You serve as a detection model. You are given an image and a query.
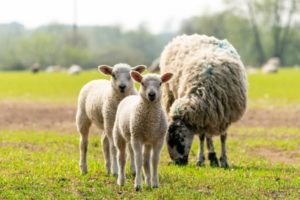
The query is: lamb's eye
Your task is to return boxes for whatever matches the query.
[141,82,145,86]
[112,73,116,79]
[159,82,162,86]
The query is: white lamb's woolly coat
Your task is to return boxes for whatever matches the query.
[77,80,137,132]
[160,34,248,135]
[113,74,168,190]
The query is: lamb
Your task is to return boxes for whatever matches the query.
[160,34,248,167]
[76,63,146,175]
[113,71,173,191]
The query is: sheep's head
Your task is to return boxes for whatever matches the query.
[167,119,194,165]
[131,71,173,102]
[98,63,146,94]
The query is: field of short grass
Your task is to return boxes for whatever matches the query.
[0,68,300,107]
[0,129,299,199]
[0,68,300,199]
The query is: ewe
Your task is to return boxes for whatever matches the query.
[160,34,247,167]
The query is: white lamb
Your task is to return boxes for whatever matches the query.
[113,71,173,191]
[76,63,146,175]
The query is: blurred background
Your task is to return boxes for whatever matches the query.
[0,0,299,71]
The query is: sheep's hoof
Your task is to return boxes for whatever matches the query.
[80,165,88,174]
[117,178,125,186]
[220,157,229,168]
[135,185,142,192]
[112,172,118,177]
[131,172,136,177]
[196,157,205,167]
[208,152,219,167]
[152,184,159,189]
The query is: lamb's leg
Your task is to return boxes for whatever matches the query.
[206,136,219,167]
[108,136,118,176]
[196,134,205,166]
[128,144,136,176]
[116,137,127,186]
[143,144,151,187]
[102,135,110,174]
[132,140,143,191]
[151,140,163,188]
[77,113,91,174]
[220,134,229,168]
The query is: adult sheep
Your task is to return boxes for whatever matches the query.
[160,34,247,167]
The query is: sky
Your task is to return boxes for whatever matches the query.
[0,0,224,32]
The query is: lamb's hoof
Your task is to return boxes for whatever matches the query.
[208,152,219,167]
[117,178,125,186]
[80,165,88,174]
[220,157,229,168]
[152,184,159,189]
[135,185,142,192]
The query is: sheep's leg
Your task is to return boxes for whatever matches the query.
[132,140,143,191]
[151,140,163,188]
[206,136,219,167]
[77,113,91,174]
[128,144,136,176]
[116,137,127,186]
[196,134,205,166]
[220,134,229,168]
[143,144,152,187]
[108,137,118,176]
[102,135,110,174]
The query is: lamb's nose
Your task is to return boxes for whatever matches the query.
[119,85,126,92]
[148,92,156,101]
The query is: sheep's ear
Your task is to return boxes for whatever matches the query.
[161,72,173,83]
[131,71,143,83]
[98,65,113,75]
[132,65,147,73]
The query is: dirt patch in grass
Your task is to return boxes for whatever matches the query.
[251,146,300,165]
[0,101,77,133]
[235,108,300,128]
[0,101,299,133]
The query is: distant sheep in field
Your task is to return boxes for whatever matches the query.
[262,57,280,74]
[160,34,248,167]
[113,71,173,191]
[76,63,146,175]
[68,64,82,75]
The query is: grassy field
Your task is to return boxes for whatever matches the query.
[0,68,300,107]
[0,68,300,199]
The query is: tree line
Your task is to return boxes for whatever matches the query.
[0,0,299,70]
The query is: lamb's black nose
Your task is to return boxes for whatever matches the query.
[119,85,126,92]
[148,92,156,101]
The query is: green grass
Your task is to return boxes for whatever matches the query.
[0,129,299,199]
[1,68,300,199]
[248,68,300,107]
[0,68,300,107]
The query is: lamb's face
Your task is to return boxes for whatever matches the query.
[167,119,194,165]
[131,72,173,103]
[98,64,146,94]
[141,75,162,102]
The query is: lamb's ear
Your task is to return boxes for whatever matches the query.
[130,71,143,83]
[161,72,173,83]
[98,65,113,75]
[132,65,146,73]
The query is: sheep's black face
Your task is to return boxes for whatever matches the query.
[167,119,194,165]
